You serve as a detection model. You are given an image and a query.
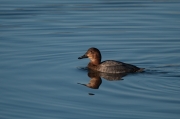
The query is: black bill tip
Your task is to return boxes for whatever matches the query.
[78,54,88,59]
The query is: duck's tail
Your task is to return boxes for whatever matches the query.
[136,68,145,73]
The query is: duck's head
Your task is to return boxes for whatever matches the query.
[78,47,102,65]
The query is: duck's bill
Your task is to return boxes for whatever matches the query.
[78,54,88,59]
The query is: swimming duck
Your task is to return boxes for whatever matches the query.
[78,47,144,73]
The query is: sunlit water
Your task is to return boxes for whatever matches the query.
[0,0,180,119]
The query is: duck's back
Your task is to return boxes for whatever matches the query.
[97,60,141,73]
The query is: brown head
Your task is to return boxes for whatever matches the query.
[78,47,102,65]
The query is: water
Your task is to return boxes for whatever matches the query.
[0,0,180,119]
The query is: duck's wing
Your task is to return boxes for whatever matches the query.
[99,60,140,73]
[100,60,124,66]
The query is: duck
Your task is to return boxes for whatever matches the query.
[78,47,144,74]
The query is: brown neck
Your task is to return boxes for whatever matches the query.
[90,58,101,65]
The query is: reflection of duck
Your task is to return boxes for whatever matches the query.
[78,71,102,89]
[78,70,126,89]
[78,47,144,73]
[88,70,126,81]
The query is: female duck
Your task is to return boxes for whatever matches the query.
[78,47,144,74]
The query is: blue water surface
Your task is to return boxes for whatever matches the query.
[0,0,180,119]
